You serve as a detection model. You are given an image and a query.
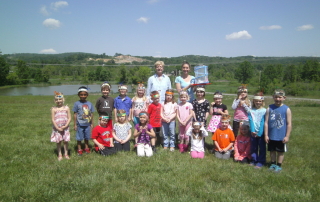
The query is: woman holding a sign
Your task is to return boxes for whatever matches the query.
[175,61,195,102]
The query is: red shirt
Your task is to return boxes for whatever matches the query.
[148,103,162,127]
[91,124,113,147]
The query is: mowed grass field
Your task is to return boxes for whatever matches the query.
[0,93,319,202]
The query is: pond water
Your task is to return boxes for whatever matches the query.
[0,85,133,96]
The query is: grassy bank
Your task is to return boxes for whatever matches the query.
[0,95,319,201]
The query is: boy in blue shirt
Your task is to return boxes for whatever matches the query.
[114,84,132,122]
[264,89,292,172]
[73,86,94,156]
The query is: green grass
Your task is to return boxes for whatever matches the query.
[0,95,319,201]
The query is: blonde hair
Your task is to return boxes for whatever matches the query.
[236,86,250,107]
[132,83,147,102]
[154,61,165,68]
[116,109,128,123]
[252,92,265,108]
[179,91,190,101]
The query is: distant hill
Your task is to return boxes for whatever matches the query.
[3,52,320,66]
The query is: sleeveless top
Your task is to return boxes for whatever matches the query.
[268,104,289,141]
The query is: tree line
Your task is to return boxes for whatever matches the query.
[0,53,319,96]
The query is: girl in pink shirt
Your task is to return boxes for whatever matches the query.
[177,91,194,153]
[234,123,251,163]
[231,85,251,137]
[161,89,177,151]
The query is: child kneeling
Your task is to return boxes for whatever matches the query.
[212,115,235,159]
[91,116,116,156]
[186,122,208,159]
[133,111,156,157]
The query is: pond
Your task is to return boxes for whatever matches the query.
[0,85,133,96]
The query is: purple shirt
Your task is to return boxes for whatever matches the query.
[135,123,153,144]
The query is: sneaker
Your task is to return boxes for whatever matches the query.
[170,147,174,152]
[77,149,83,156]
[249,162,255,166]
[268,164,277,171]
[254,163,263,169]
[274,166,282,173]
[84,148,91,154]
[152,147,157,153]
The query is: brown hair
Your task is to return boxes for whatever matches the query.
[191,122,204,140]
[164,89,175,104]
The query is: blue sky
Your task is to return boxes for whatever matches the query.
[0,0,319,57]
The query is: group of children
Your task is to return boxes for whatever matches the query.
[50,83,292,172]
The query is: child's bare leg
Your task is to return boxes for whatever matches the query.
[57,142,62,156]
[277,152,284,164]
[77,141,82,150]
[151,137,156,147]
[270,151,277,163]
[84,139,89,149]
[64,142,69,156]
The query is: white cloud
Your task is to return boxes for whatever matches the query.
[297,24,314,31]
[51,1,68,11]
[43,18,61,29]
[39,48,57,54]
[260,25,282,30]
[225,30,252,40]
[40,6,50,16]
[137,17,149,23]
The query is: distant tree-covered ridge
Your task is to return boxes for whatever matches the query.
[1,52,319,97]
[3,52,320,66]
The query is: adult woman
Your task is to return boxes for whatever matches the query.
[175,61,195,102]
[146,61,172,103]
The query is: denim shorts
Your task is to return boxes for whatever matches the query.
[76,125,91,141]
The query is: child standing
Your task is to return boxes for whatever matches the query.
[51,91,71,161]
[207,91,229,133]
[192,86,210,127]
[177,91,194,153]
[212,115,235,159]
[131,83,149,126]
[232,86,251,137]
[73,86,94,156]
[147,91,162,152]
[113,109,132,152]
[133,111,156,157]
[265,89,292,173]
[114,84,132,122]
[186,122,208,159]
[248,92,267,168]
[95,82,114,123]
[91,115,116,156]
[161,89,177,151]
[234,123,251,163]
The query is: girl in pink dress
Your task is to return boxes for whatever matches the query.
[177,91,194,153]
[207,91,229,133]
[51,91,71,161]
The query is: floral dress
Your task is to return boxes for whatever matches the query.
[51,106,70,142]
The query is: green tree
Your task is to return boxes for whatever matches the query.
[235,61,254,84]
[118,66,129,84]
[0,57,9,86]
[100,69,112,81]
[16,60,30,84]
[95,66,102,80]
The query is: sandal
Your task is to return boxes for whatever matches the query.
[58,155,63,161]
[65,155,70,160]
